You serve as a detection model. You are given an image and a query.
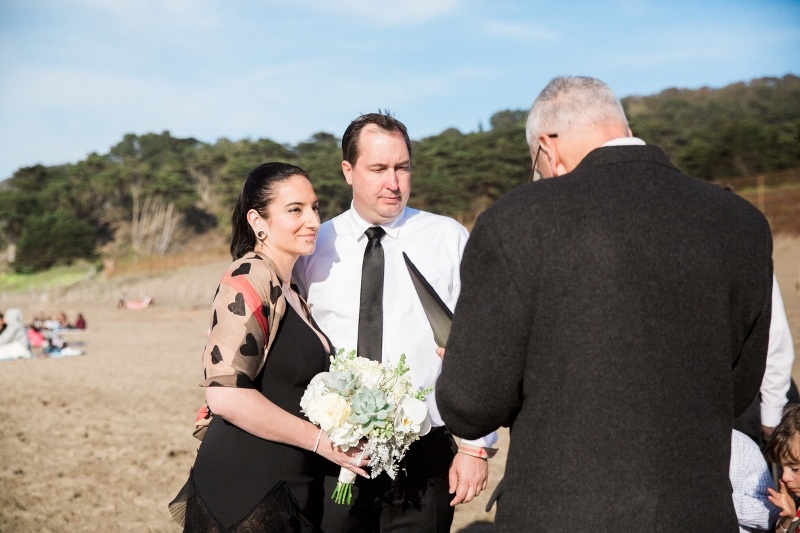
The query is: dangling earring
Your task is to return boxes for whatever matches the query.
[256,229,267,241]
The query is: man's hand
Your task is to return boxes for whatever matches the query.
[448,452,489,506]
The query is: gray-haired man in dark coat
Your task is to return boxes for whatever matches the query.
[436,76,773,531]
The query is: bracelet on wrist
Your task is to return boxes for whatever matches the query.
[312,428,323,453]
[457,449,489,460]
[457,443,496,459]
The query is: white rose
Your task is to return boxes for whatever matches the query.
[387,376,413,404]
[306,392,351,432]
[393,395,431,436]
[329,421,364,451]
[300,373,330,422]
[351,357,384,388]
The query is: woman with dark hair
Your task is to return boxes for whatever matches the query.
[179,162,368,532]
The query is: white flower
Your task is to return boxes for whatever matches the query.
[299,373,330,422]
[329,421,363,450]
[386,375,413,404]
[307,392,351,432]
[393,395,431,436]
[350,357,384,388]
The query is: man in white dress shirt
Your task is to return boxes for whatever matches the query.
[758,276,796,435]
[735,275,797,449]
[295,112,497,532]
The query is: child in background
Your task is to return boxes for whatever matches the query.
[767,404,800,533]
[731,429,779,532]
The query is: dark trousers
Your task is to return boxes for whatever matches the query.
[320,427,457,533]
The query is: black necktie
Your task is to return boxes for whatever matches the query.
[358,226,386,362]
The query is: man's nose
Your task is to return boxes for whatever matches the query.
[385,170,399,190]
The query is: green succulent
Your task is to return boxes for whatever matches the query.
[349,387,391,434]
[322,370,360,397]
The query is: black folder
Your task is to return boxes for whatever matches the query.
[402,252,453,348]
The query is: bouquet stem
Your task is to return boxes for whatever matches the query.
[332,468,358,505]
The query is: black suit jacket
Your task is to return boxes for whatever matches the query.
[437,145,773,531]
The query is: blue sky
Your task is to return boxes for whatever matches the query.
[0,0,798,181]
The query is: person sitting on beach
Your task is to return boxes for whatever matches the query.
[74,313,87,329]
[118,295,154,310]
[27,325,46,350]
[32,312,46,329]
[767,405,800,533]
[56,311,71,329]
[0,308,33,360]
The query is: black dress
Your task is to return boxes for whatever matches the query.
[186,305,332,532]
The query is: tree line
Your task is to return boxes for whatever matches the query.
[1,74,798,273]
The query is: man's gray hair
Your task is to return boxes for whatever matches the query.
[525,76,628,147]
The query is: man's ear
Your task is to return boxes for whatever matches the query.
[539,133,557,153]
[540,134,565,177]
[342,160,354,185]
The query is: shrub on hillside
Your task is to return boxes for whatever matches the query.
[13,212,98,273]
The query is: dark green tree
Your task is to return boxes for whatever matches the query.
[295,132,350,221]
[14,211,98,272]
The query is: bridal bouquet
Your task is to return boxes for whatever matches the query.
[300,349,432,504]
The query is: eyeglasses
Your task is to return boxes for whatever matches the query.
[529,133,558,182]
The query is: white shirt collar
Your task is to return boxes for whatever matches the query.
[346,201,406,241]
[602,136,646,147]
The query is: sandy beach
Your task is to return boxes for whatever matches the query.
[1,236,798,532]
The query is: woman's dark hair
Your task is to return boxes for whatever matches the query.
[341,111,411,165]
[767,403,800,465]
[230,162,310,260]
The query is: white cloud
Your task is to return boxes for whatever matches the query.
[65,0,221,31]
[484,20,558,42]
[299,0,461,25]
